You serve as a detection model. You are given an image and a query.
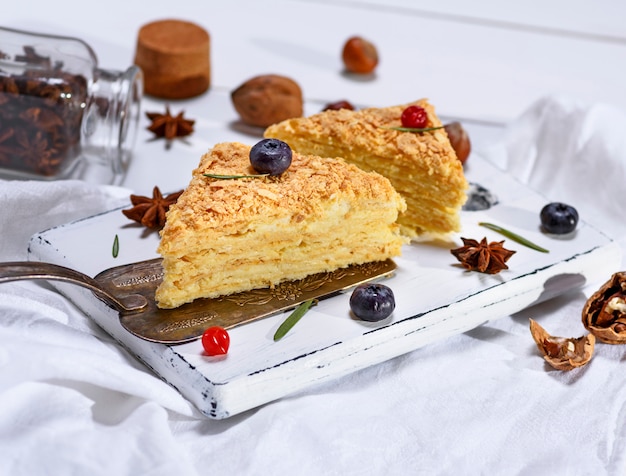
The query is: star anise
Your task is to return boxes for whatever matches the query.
[450,237,516,274]
[146,105,195,143]
[15,129,61,175]
[15,46,51,68]
[122,186,183,230]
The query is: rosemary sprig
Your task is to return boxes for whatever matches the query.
[273,299,317,341]
[385,125,445,133]
[479,222,549,253]
[112,234,120,258]
[203,173,269,180]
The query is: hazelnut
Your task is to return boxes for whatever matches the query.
[529,319,595,371]
[444,122,471,164]
[342,36,379,74]
[582,272,626,344]
[231,74,303,128]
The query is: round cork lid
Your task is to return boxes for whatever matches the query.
[134,19,210,99]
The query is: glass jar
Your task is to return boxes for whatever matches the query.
[0,26,142,184]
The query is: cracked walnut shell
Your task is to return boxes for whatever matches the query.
[582,271,626,344]
[231,74,303,128]
[529,319,595,371]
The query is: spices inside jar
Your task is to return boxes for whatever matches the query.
[0,26,142,184]
[0,56,88,176]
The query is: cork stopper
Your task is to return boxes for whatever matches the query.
[134,19,210,99]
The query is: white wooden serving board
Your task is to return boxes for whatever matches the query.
[28,152,620,419]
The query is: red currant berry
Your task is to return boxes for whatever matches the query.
[202,326,230,356]
[401,105,428,129]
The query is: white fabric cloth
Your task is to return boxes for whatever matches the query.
[1,96,626,475]
[482,94,626,241]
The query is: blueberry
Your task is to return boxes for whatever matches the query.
[349,283,395,322]
[249,138,292,176]
[463,183,498,211]
[540,202,579,234]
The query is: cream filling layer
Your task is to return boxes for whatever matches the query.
[155,199,404,308]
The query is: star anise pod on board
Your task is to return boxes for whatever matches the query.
[122,186,183,230]
[146,105,195,144]
[450,237,516,274]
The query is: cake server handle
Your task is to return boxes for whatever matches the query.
[0,261,148,314]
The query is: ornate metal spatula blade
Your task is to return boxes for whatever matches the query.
[94,258,397,344]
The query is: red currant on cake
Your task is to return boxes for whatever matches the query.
[401,105,428,129]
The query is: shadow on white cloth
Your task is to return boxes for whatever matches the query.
[481,94,626,241]
[1,96,626,475]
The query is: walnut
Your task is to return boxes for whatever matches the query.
[582,271,626,344]
[231,74,303,128]
[529,319,595,371]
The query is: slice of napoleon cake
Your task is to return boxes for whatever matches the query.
[264,99,469,239]
[155,141,407,309]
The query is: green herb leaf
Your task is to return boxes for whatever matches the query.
[478,222,549,253]
[112,234,120,258]
[273,299,317,341]
[385,125,446,133]
[203,173,269,180]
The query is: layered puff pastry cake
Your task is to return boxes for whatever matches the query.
[264,99,468,239]
[155,141,407,309]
